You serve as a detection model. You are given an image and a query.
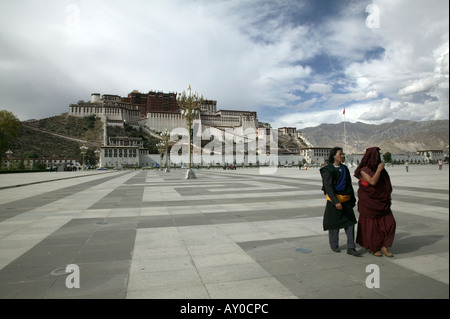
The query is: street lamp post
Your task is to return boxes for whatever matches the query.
[94,149,101,168]
[5,149,13,170]
[156,141,164,170]
[177,84,203,179]
[160,130,172,173]
[80,145,88,170]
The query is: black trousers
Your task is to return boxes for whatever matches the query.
[328,225,355,250]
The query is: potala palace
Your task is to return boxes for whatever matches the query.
[68,90,314,168]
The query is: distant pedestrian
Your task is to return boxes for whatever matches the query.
[320,147,361,257]
[405,160,409,172]
[438,159,443,170]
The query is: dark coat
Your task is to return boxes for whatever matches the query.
[320,163,357,231]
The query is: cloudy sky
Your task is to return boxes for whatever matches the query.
[0,0,448,129]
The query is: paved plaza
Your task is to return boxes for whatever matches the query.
[0,165,448,300]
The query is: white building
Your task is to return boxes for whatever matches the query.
[416,149,445,162]
[298,147,334,165]
[68,93,142,124]
[99,136,148,168]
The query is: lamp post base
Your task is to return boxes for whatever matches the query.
[185,169,196,179]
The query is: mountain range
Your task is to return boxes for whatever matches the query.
[299,119,449,154]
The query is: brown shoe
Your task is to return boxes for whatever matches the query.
[371,250,382,257]
[381,247,393,257]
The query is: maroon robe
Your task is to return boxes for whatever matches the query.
[354,147,396,252]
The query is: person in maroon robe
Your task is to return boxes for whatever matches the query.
[354,147,396,257]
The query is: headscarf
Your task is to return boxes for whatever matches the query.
[354,147,381,179]
[353,146,392,218]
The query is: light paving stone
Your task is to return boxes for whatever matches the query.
[130,255,195,274]
[390,202,449,221]
[126,284,210,299]
[205,277,296,299]
[190,251,256,268]
[139,206,171,216]
[109,208,141,217]
[390,252,449,284]
[132,245,191,260]
[196,262,272,284]
[186,242,243,256]
[78,209,112,218]
[128,267,203,290]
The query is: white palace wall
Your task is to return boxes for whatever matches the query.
[145,113,188,132]
[68,104,141,123]
[139,153,304,168]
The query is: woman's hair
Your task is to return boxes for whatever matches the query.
[327,147,343,164]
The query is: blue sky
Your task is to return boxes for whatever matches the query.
[0,0,448,129]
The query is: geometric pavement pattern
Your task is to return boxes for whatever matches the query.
[0,167,448,299]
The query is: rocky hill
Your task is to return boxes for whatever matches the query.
[7,114,104,163]
[300,119,449,154]
[8,114,159,163]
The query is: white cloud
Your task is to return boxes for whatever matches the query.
[306,83,332,94]
[0,0,448,129]
[398,78,438,96]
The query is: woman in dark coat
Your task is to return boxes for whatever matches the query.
[354,147,396,257]
[320,147,360,256]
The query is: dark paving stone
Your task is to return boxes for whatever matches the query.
[0,278,56,299]
[0,216,136,298]
[89,185,145,209]
[43,261,131,299]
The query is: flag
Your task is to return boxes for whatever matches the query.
[343,107,345,115]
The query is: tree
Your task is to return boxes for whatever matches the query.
[0,110,22,169]
[22,150,40,159]
[383,152,392,163]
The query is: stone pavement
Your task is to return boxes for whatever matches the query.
[0,165,448,300]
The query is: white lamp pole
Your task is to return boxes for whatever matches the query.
[80,145,88,170]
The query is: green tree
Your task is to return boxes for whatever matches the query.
[32,160,46,170]
[383,152,392,163]
[22,150,40,159]
[17,159,25,170]
[0,110,22,169]
[84,115,96,129]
